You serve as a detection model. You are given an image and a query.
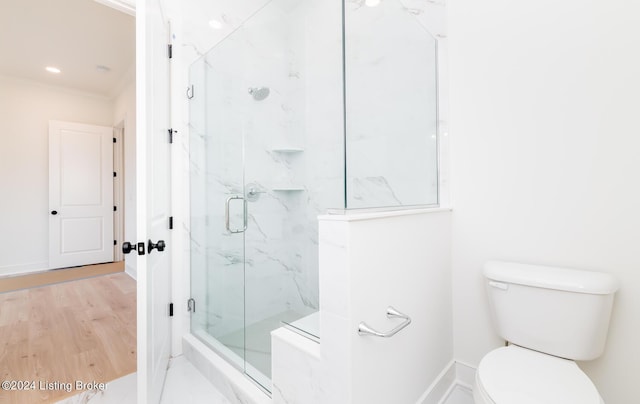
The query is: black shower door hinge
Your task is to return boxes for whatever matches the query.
[168,44,173,59]
[169,216,174,230]
[168,128,176,144]
[169,303,174,317]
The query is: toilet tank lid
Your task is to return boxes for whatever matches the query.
[484,261,619,295]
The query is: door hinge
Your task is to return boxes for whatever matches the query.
[186,85,194,99]
[113,171,117,178]
[187,298,196,313]
[168,44,173,59]
[169,303,174,317]
[113,137,116,143]
[168,128,176,144]
[113,206,117,212]
[114,240,117,246]
[169,216,174,230]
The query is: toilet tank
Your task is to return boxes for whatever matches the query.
[484,261,618,361]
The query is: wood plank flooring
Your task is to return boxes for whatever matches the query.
[0,272,136,403]
[0,261,125,294]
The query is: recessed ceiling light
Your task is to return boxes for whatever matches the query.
[208,19,223,30]
[45,66,61,74]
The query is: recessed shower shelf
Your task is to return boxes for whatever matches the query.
[270,147,304,153]
[272,187,305,192]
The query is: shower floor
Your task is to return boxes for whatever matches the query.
[214,309,314,380]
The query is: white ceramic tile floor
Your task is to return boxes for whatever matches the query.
[58,355,472,404]
[443,384,474,404]
[56,356,229,404]
[160,355,230,404]
[55,373,136,404]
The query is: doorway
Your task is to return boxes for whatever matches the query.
[0,0,136,277]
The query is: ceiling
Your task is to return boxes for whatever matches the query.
[0,0,135,98]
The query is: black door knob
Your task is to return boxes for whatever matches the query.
[148,239,166,253]
[122,241,135,254]
[51,210,58,215]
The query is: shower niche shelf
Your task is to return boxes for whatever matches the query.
[270,147,304,153]
[272,187,305,192]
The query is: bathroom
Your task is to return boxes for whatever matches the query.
[132,0,640,403]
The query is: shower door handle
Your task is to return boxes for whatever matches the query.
[225,195,248,233]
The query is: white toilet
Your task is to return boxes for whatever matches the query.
[473,261,618,404]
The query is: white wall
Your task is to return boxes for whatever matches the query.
[448,0,640,402]
[112,72,137,278]
[0,75,114,275]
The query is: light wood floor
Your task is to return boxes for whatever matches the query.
[0,272,136,403]
[0,261,125,294]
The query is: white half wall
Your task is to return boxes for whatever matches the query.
[0,75,114,275]
[273,208,453,403]
[448,0,640,402]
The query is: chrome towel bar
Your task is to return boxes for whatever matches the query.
[358,306,412,338]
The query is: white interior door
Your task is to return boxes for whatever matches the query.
[49,120,114,270]
[137,0,172,402]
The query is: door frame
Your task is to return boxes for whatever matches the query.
[113,124,125,262]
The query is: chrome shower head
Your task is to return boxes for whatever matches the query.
[248,87,270,101]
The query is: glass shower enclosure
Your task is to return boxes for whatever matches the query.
[188,0,438,393]
[188,0,344,390]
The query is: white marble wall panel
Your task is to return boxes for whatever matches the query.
[345,0,440,208]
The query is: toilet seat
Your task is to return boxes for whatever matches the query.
[475,345,602,404]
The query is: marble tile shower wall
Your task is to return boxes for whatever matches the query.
[345,0,445,208]
[184,0,446,338]
[184,0,344,336]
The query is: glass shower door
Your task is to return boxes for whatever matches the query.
[189,50,246,371]
[189,0,344,393]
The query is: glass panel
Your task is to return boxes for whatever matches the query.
[190,0,344,392]
[189,49,246,370]
[344,0,439,209]
[241,0,344,389]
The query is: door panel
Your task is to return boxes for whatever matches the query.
[49,121,113,269]
[137,0,172,403]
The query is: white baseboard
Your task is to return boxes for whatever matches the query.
[417,360,477,404]
[0,261,48,277]
[453,360,476,389]
[124,263,137,280]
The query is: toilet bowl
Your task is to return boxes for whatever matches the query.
[472,345,603,404]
